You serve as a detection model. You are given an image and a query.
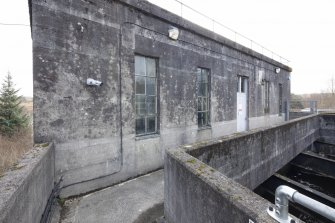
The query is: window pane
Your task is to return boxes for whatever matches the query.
[197,68,201,83]
[241,78,245,93]
[136,118,145,135]
[203,97,208,111]
[197,97,202,111]
[204,111,209,125]
[147,116,156,133]
[198,112,203,126]
[135,95,146,116]
[135,56,146,76]
[147,96,156,115]
[146,77,156,96]
[135,76,145,94]
[201,72,208,83]
[146,58,156,77]
[199,83,208,97]
[198,83,203,96]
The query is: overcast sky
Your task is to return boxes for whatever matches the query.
[0,0,335,96]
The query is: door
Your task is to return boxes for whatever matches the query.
[237,76,248,132]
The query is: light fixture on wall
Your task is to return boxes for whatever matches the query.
[168,26,179,40]
[87,78,103,86]
[275,67,281,74]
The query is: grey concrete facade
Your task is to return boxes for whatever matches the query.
[165,114,335,223]
[0,144,54,223]
[30,0,292,196]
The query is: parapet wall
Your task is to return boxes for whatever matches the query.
[165,114,326,223]
[319,114,335,144]
[0,144,55,223]
[189,114,320,189]
[165,150,278,223]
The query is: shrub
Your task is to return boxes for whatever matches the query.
[0,72,28,136]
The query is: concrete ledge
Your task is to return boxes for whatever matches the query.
[165,149,277,223]
[0,143,55,223]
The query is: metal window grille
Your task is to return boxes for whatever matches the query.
[264,80,270,113]
[135,55,158,135]
[279,84,283,115]
[197,68,210,127]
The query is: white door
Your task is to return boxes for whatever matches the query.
[237,76,248,132]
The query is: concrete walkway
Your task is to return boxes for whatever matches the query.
[56,170,164,223]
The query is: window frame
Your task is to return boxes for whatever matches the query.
[196,67,211,128]
[134,55,159,136]
[237,76,248,93]
[278,83,283,116]
[263,80,270,114]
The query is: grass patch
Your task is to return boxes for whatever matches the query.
[186,159,196,164]
[0,128,33,175]
[57,197,66,207]
[0,102,33,176]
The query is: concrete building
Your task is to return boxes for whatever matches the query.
[29,0,292,196]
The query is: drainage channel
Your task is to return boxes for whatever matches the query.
[254,148,335,223]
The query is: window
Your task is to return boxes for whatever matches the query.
[197,68,210,127]
[237,76,248,93]
[279,84,283,115]
[263,80,270,113]
[135,55,158,135]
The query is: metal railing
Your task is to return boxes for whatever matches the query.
[148,0,290,66]
[267,185,335,222]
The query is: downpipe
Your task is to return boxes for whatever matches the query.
[267,185,335,222]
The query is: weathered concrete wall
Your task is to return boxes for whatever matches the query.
[289,111,313,120]
[189,115,320,189]
[0,144,54,223]
[319,114,335,144]
[165,150,278,223]
[30,0,291,196]
[312,141,335,156]
[165,115,322,223]
[164,114,334,222]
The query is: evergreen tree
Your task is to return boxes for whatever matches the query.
[0,72,28,136]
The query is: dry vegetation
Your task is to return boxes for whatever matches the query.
[302,93,335,109]
[292,93,335,111]
[0,98,33,176]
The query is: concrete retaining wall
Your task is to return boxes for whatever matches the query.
[312,141,335,156]
[289,112,313,120]
[0,144,55,223]
[165,151,277,223]
[189,115,320,189]
[165,115,323,223]
[319,114,335,144]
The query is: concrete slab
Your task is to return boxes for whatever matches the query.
[58,170,164,223]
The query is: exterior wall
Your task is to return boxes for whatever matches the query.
[30,0,292,196]
[0,144,54,223]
